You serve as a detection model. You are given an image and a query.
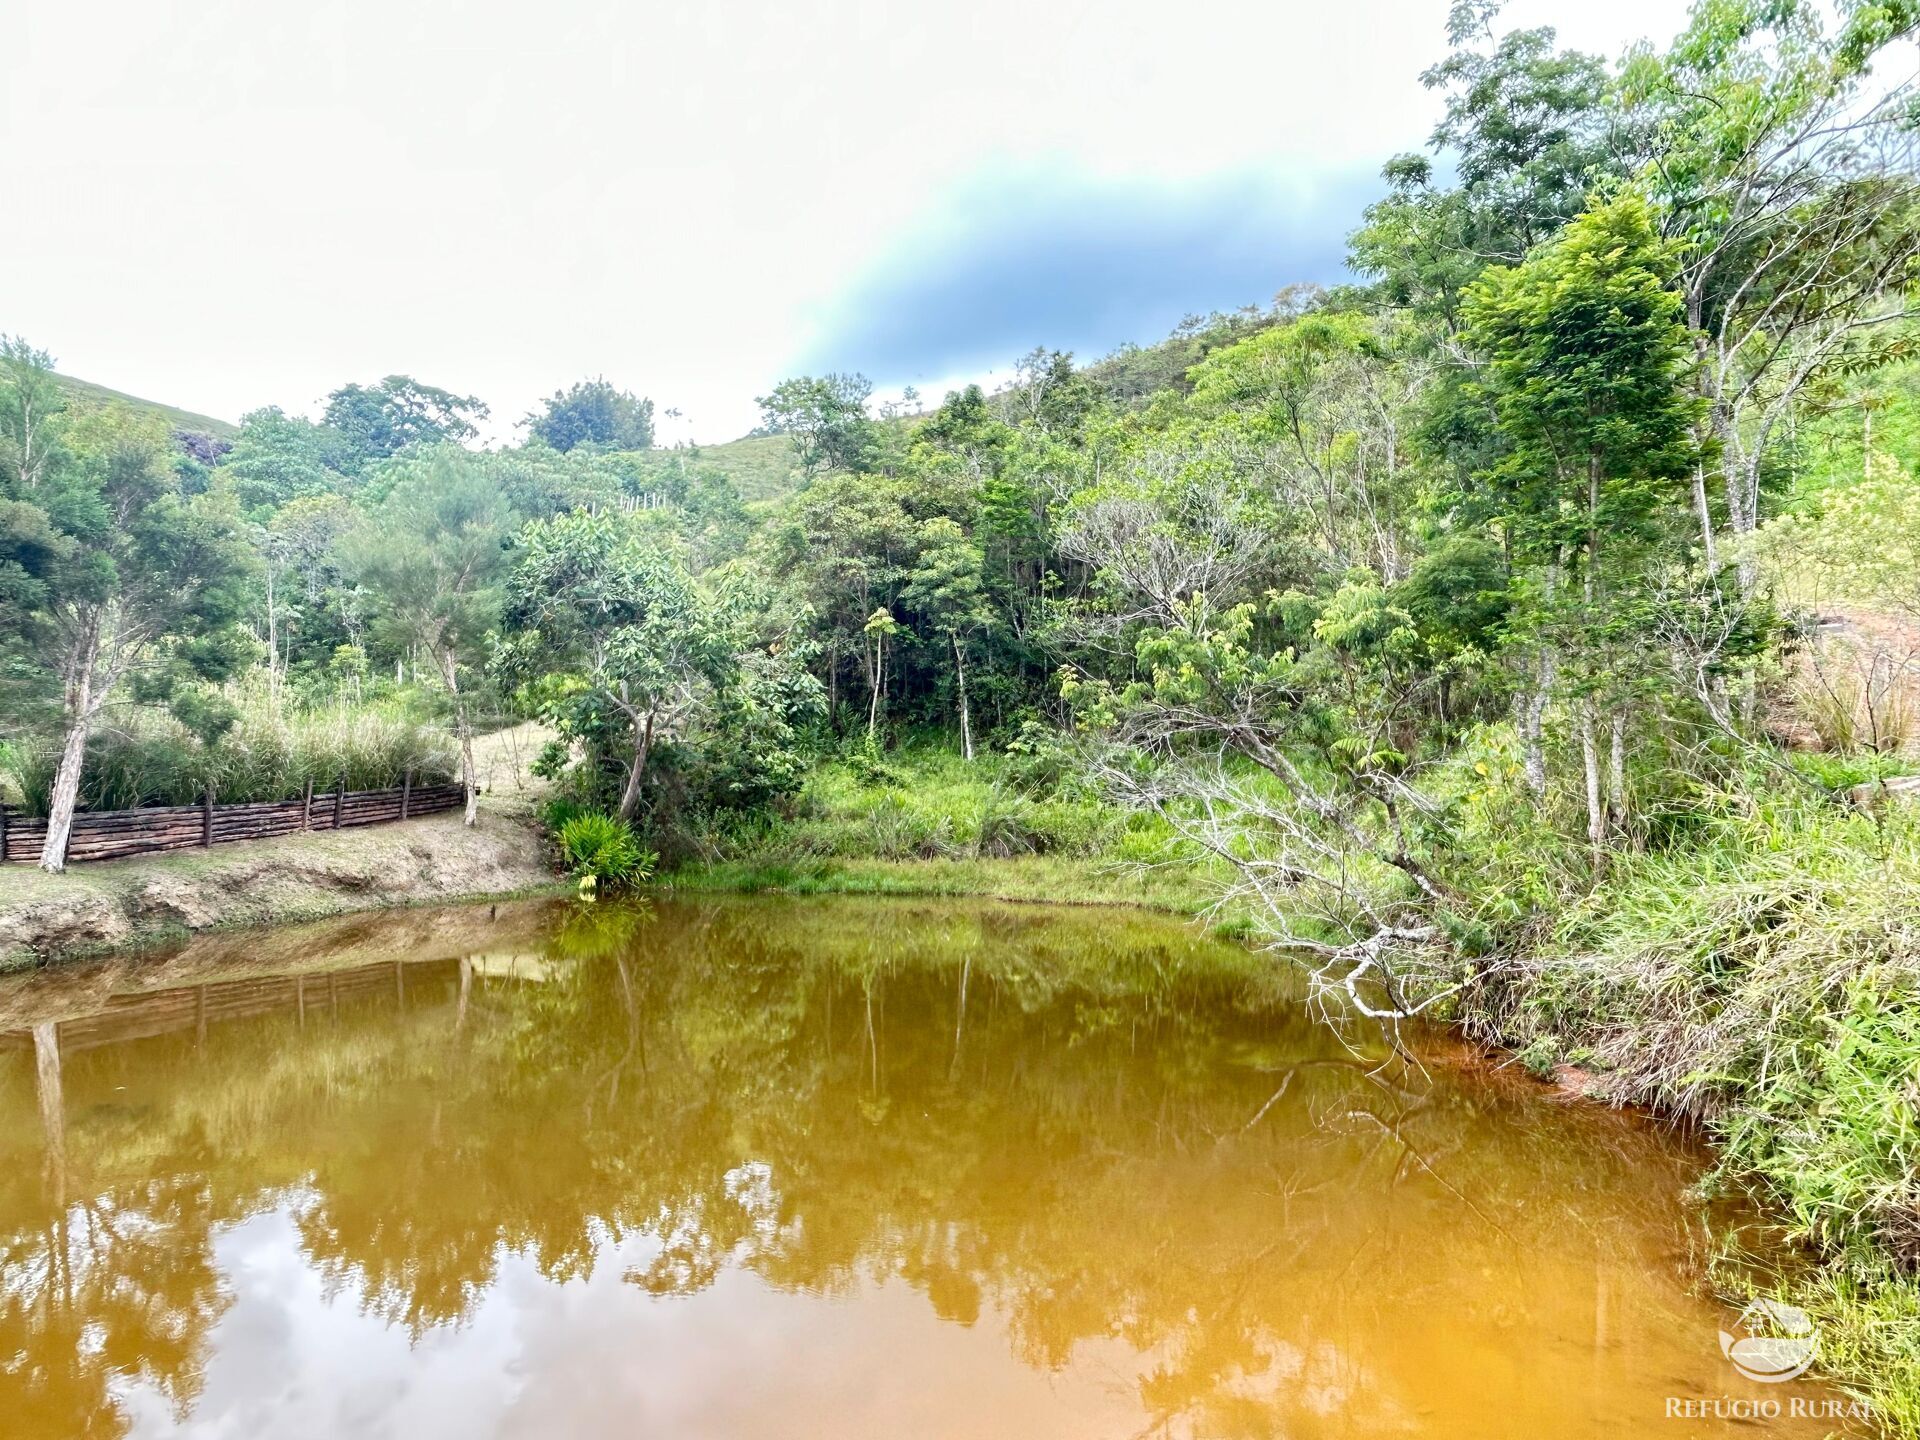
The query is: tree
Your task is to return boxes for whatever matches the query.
[1350,3,1615,329]
[323,376,489,466]
[755,373,877,476]
[499,511,733,821]
[905,518,993,759]
[1462,191,1701,845]
[0,348,255,872]
[1622,0,1920,590]
[337,454,514,825]
[218,407,357,514]
[524,378,656,452]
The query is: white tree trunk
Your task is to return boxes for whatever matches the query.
[1521,648,1554,801]
[436,648,478,827]
[616,708,656,823]
[40,629,102,875]
[952,633,973,762]
[1579,704,1605,859]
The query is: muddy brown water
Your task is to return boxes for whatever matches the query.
[0,896,1864,1437]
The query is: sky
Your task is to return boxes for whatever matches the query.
[1,0,1693,445]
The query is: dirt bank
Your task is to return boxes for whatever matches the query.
[0,798,559,969]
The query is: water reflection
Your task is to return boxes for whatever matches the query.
[0,896,1857,1437]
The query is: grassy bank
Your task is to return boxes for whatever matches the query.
[1477,784,1920,1432]
[664,739,1226,919]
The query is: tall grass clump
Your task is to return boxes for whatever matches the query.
[0,696,456,816]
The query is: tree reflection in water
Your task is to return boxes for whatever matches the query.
[0,896,1845,1438]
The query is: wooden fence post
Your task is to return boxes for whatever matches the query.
[302,778,314,831]
[400,767,413,820]
[202,788,214,848]
[333,777,345,829]
[0,805,8,863]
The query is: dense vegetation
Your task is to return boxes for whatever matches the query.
[3,0,1919,1423]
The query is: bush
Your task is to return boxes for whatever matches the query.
[558,811,655,886]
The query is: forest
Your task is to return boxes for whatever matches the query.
[3,0,1920,1424]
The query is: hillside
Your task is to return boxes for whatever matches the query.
[56,373,238,439]
[657,432,801,501]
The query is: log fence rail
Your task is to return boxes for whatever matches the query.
[0,775,465,866]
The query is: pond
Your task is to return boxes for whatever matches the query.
[0,896,1861,1437]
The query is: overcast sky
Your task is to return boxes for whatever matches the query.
[2,0,1691,444]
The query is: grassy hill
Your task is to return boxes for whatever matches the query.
[664,433,802,501]
[56,373,238,439]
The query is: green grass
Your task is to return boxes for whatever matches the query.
[650,433,801,501]
[55,373,237,438]
[662,738,1228,918]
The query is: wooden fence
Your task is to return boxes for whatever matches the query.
[0,778,466,866]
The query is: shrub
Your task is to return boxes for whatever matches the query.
[558,811,655,886]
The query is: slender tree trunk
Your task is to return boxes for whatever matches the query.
[1692,463,1718,572]
[264,562,281,714]
[1579,703,1605,861]
[1521,648,1554,801]
[867,637,885,740]
[437,648,478,827]
[952,632,973,762]
[616,708,657,822]
[40,627,102,875]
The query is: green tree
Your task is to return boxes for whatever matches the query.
[1462,191,1700,844]
[1621,0,1920,588]
[337,454,514,825]
[524,378,655,452]
[755,373,877,476]
[0,348,255,872]
[500,511,733,821]
[219,407,356,513]
[323,376,489,466]
[904,518,993,759]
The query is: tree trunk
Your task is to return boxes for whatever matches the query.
[1520,648,1554,801]
[867,636,885,740]
[952,632,973,762]
[616,708,657,822]
[1692,463,1718,572]
[1579,704,1605,861]
[437,648,478,827]
[40,627,102,876]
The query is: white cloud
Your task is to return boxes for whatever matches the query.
[0,0,1692,443]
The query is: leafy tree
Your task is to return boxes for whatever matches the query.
[219,407,357,513]
[904,518,994,759]
[0,347,255,872]
[1462,191,1700,842]
[1621,0,1920,589]
[337,454,515,824]
[323,376,489,466]
[755,373,877,476]
[1350,3,1615,328]
[499,511,734,821]
[524,377,656,452]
